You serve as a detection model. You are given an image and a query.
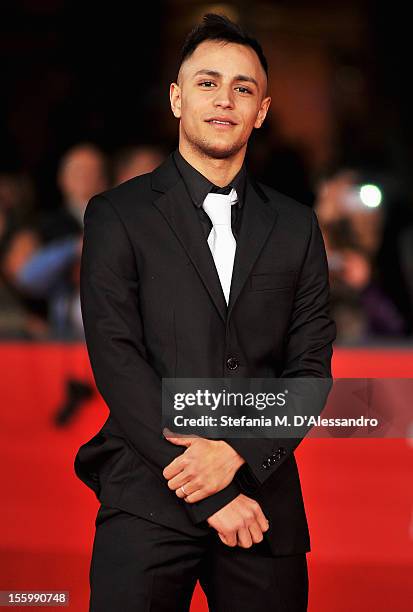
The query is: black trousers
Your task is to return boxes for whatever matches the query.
[89,504,308,612]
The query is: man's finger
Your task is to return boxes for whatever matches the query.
[183,488,206,503]
[163,428,198,446]
[255,509,270,533]
[167,471,190,491]
[218,532,237,547]
[236,527,253,548]
[174,480,199,498]
[162,456,185,480]
[163,428,200,439]
[248,522,264,544]
[164,435,193,447]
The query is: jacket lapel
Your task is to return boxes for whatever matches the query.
[227,177,278,317]
[151,155,278,323]
[152,156,227,322]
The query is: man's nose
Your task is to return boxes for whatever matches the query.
[213,85,234,108]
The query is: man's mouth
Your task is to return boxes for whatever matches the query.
[206,118,237,127]
[206,117,236,132]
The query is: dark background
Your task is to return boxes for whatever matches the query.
[1,0,413,338]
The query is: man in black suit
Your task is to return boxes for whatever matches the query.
[74,13,336,612]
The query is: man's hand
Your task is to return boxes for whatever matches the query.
[163,430,245,503]
[207,494,269,548]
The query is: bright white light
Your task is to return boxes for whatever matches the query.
[359,184,382,208]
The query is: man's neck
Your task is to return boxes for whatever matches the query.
[178,140,245,187]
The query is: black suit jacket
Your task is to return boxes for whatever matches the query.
[74,152,336,555]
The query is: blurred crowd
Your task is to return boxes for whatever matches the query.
[0,144,165,341]
[314,169,413,343]
[0,143,412,345]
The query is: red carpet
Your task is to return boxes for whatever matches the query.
[0,344,412,610]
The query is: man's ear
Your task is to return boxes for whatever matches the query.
[170,82,182,119]
[254,96,271,129]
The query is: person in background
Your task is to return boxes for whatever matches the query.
[13,143,108,424]
[0,172,47,338]
[0,226,49,338]
[15,143,108,339]
[112,145,165,185]
[315,168,405,342]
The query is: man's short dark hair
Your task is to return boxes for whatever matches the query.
[179,13,268,77]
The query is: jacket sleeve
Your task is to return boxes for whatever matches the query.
[228,210,336,492]
[80,194,240,523]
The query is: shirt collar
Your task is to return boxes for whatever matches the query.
[173,149,246,208]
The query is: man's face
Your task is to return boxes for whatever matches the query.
[170,40,271,159]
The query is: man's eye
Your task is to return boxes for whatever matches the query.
[236,86,252,94]
[199,81,215,87]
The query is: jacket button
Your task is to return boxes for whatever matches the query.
[226,357,239,370]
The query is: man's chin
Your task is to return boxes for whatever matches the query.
[194,136,245,160]
[200,142,243,160]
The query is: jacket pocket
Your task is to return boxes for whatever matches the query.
[74,429,131,500]
[249,272,295,291]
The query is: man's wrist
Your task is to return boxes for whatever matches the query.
[218,440,246,472]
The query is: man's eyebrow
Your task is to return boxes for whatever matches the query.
[193,69,221,79]
[234,74,259,87]
[193,69,259,88]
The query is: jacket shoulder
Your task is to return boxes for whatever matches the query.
[256,180,314,223]
[92,172,153,212]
